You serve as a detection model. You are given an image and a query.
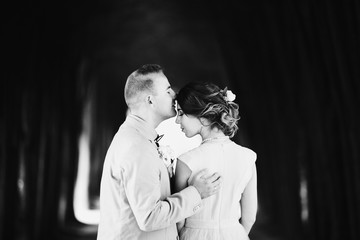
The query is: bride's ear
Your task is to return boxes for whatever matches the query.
[199,117,210,126]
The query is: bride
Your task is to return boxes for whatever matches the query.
[174,82,258,240]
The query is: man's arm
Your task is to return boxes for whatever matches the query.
[121,146,202,232]
[122,144,222,232]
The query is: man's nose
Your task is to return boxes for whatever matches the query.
[175,115,180,124]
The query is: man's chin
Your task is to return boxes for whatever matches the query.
[160,109,176,121]
[169,110,177,118]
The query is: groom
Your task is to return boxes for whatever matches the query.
[97,64,222,240]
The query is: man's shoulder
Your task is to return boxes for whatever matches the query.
[116,122,147,143]
[109,126,154,166]
[106,124,150,161]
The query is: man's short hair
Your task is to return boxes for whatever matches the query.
[124,64,164,107]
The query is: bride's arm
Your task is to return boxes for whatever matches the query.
[174,158,192,232]
[240,164,258,234]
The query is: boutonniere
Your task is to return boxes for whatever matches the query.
[157,145,176,178]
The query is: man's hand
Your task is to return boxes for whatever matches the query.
[189,169,222,199]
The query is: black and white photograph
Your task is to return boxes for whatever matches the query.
[2,0,359,240]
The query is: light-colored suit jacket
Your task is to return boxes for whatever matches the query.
[97,114,202,240]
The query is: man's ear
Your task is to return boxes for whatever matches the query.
[146,95,153,105]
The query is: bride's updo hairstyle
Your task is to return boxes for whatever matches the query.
[176,82,240,138]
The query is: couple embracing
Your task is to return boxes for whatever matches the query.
[97,64,257,240]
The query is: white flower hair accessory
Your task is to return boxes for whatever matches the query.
[224,90,236,102]
[220,87,236,102]
[157,145,176,178]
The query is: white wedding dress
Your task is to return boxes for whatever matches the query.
[178,137,257,240]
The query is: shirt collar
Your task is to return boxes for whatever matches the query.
[126,114,158,142]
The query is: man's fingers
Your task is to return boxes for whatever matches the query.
[205,176,222,197]
[213,179,221,188]
[207,186,220,196]
[195,169,211,179]
[205,172,222,183]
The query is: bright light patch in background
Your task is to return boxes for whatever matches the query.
[299,166,309,222]
[73,98,99,225]
[156,117,201,158]
[74,112,200,225]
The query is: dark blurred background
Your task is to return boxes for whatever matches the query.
[1,0,359,239]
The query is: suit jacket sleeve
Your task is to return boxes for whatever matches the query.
[118,141,202,232]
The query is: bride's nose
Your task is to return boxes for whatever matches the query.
[175,115,180,124]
